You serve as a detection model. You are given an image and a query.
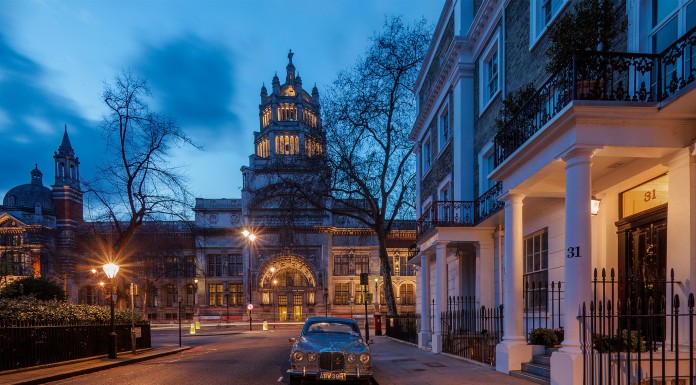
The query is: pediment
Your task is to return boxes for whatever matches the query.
[0,213,27,228]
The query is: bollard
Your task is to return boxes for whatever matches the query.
[263,321,268,331]
[190,323,196,335]
[195,321,200,330]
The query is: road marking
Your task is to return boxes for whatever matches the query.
[278,376,283,382]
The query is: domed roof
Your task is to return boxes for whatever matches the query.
[3,166,54,213]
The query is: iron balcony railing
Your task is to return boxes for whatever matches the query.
[416,182,504,238]
[494,26,696,168]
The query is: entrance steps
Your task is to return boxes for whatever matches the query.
[509,348,554,384]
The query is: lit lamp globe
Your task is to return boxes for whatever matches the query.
[103,263,119,279]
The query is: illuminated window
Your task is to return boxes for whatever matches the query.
[305,137,323,157]
[282,86,296,96]
[277,103,297,121]
[355,284,368,305]
[400,284,415,305]
[229,284,244,305]
[261,107,272,128]
[302,108,317,128]
[208,283,224,306]
[334,282,349,305]
[275,134,299,155]
[256,135,270,158]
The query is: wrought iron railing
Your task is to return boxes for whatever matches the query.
[524,280,564,342]
[385,313,419,345]
[581,268,693,385]
[495,26,696,168]
[441,296,503,366]
[0,321,151,371]
[416,182,503,238]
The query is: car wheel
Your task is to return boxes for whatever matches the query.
[288,376,302,385]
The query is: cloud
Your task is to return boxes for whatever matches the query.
[136,35,240,140]
[0,29,99,198]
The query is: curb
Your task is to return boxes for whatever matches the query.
[8,347,192,385]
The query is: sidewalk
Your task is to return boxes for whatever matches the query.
[0,346,190,385]
[370,337,532,385]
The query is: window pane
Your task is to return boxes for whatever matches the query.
[652,16,678,52]
[652,0,678,27]
[687,2,696,31]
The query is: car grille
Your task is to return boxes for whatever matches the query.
[319,352,345,370]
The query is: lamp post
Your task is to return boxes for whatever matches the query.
[272,278,278,322]
[225,292,230,326]
[241,228,257,330]
[103,262,119,359]
[323,287,328,317]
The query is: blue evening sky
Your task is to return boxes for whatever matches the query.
[0,0,443,203]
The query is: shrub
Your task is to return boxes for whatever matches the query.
[0,277,66,301]
[592,330,647,353]
[529,328,559,348]
[0,297,145,325]
[493,83,537,132]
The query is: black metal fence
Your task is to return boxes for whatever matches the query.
[524,280,564,341]
[581,268,695,385]
[441,296,503,366]
[0,321,151,371]
[385,313,419,345]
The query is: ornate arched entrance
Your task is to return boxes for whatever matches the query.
[258,253,317,321]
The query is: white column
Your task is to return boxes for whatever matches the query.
[560,148,594,352]
[551,148,594,385]
[432,242,448,353]
[418,253,431,348]
[496,192,536,373]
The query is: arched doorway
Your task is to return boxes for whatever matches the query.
[258,254,317,321]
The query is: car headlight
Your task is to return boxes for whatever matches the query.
[359,353,371,364]
[307,352,317,362]
[347,353,357,363]
[292,351,304,361]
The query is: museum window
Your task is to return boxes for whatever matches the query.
[165,285,177,307]
[334,282,349,305]
[275,134,300,155]
[261,107,272,128]
[229,284,244,305]
[148,284,159,307]
[305,137,323,157]
[400,283,415,305]
[184,255,196,278]
[523,228,549,311]
[228,254,243,276]
[0,251,26,276]
[277,103,297,121]
[209,283,224,306]
[256,135,270,158]
[186,284,195,306]
[207,255,224,277]
[355,284,368,305]
[395,252,415,276]
[334,252,369,276]
[302,108,317,128]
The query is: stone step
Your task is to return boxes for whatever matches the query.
[532,354,551,366]
[521,362,551,379]
[509,370,550,385]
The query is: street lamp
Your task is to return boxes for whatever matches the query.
[225,292,230,326]
[103,262,119,359]
[241,228,257,328]
[323,287,328,317]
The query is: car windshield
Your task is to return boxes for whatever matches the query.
[304,321,359,336]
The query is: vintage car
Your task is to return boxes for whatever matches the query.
[288,317,372,385]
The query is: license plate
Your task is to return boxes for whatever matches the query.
[318,372,346,381]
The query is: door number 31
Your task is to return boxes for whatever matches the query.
[566,246,581,258]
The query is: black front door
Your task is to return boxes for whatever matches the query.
[617,204,667,340]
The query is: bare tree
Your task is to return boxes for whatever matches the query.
[83,70,198,262]
[274,17,429,315]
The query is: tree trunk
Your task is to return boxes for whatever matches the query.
[378,234,398,316]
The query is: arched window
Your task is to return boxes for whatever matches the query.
[275,269,308,287]
[165,285,177,307]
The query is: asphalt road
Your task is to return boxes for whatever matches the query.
[47,325,307,385]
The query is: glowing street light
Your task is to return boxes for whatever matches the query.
[103,262,119,359]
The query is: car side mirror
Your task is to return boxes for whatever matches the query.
[289,337,296,343]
